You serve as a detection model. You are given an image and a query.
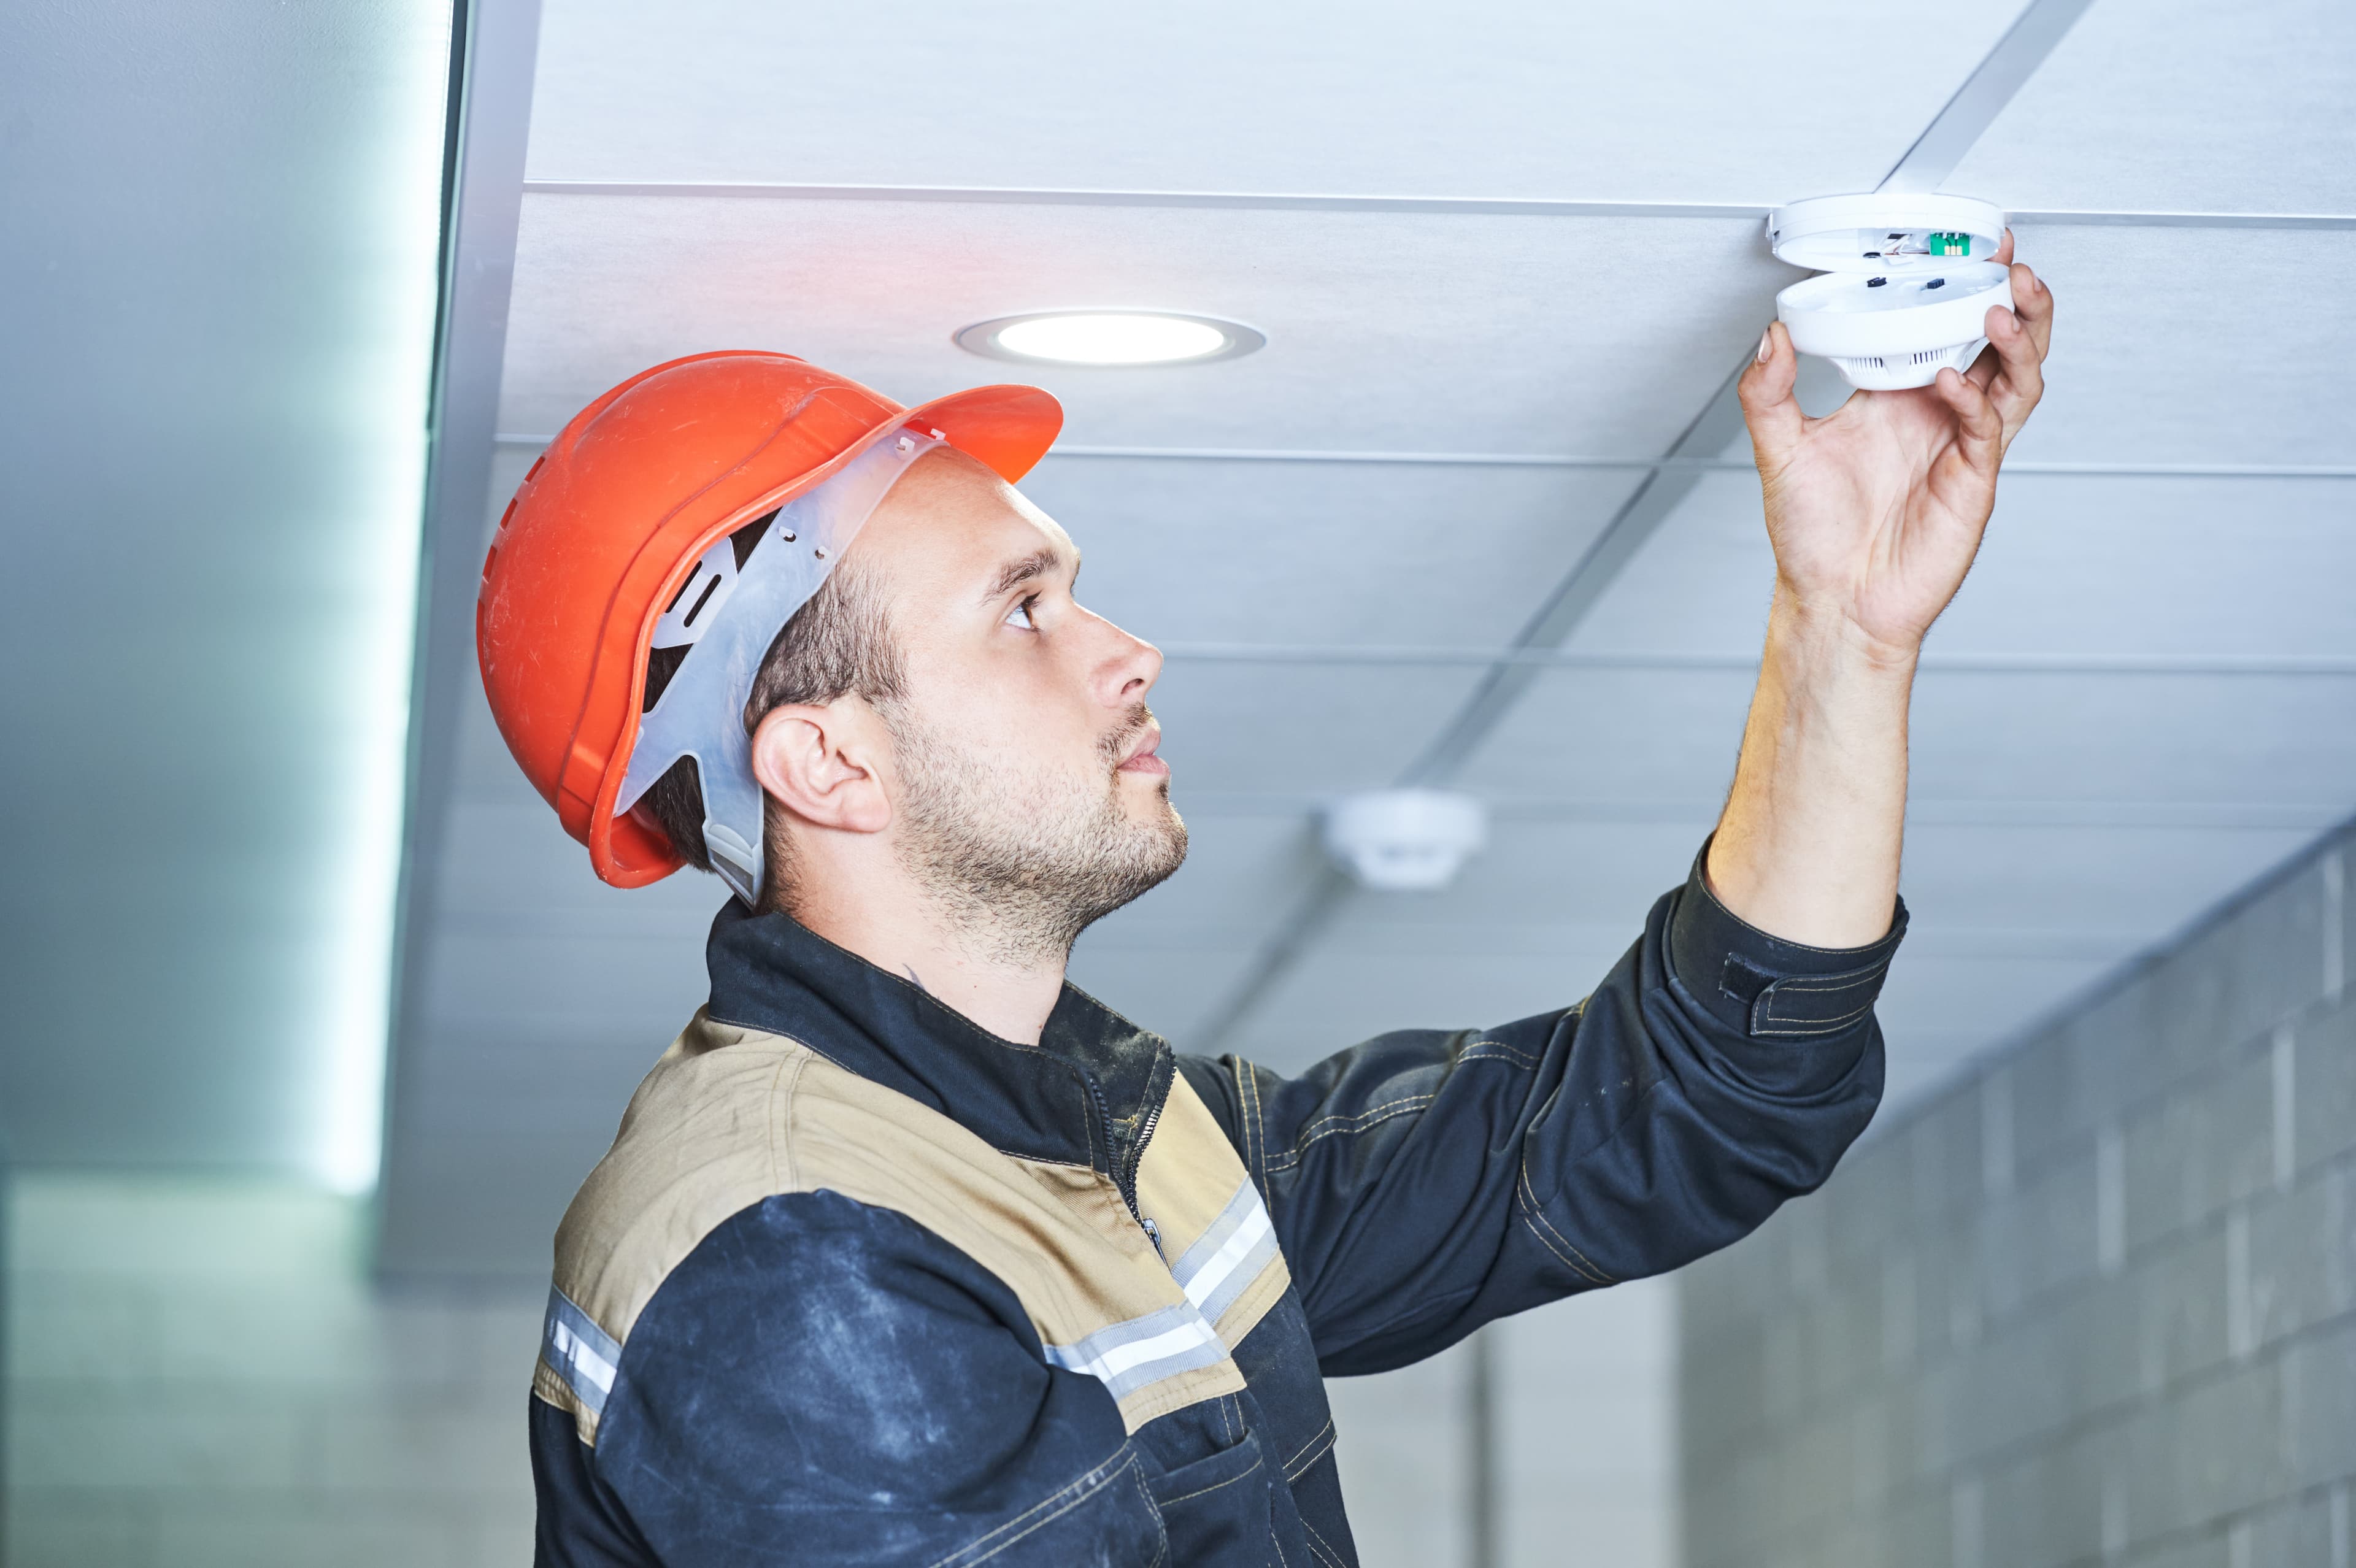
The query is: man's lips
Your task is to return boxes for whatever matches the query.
[1116,726,1169,778]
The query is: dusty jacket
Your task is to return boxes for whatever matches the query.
[529,845,1906,1565]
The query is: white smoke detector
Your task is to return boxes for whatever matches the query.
[1323,790,1488,891]
[1769,194,2012,391]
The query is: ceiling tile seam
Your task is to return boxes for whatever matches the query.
[1185,0,2139,1056]
[513,181,2356,230]
[485,435,2356,482]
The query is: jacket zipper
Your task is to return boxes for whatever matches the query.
[1084,1069,1169,1255]
[1082,1074,1148,1228]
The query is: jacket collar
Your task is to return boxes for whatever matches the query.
[703,901,1174,1196]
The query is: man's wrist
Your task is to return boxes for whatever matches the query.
[1767,583,1923,684]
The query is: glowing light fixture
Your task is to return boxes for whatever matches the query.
[955,310,1263,367]
[312,0,455,1195]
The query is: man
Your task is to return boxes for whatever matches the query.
[482,244,2053,1565]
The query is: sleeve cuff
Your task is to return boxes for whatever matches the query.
[1666,836,1909,1040]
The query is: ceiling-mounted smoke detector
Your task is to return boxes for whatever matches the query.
[1769,194,2012,391]
[1323,790,1488,892]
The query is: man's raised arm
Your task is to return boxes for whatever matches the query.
[1708,235,2054,945]
[1181,248,2055,1371]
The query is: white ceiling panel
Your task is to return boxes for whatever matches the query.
[1223,943,1637,1074]
[528,0,2029,204]
[1894,823,2320,941]
[1460,666,2356,805]
[1452,667,1760,804]
[1145,661,1485,795]
[1018,456,1641,649]
[1992,223,2356,467]
[1907,671,2356,804]
[1944,0,2356,215]
[1570,472,2356,659]
[498,196,1782,452]
[1064,947,1265,1049]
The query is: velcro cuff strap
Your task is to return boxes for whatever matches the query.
[1671,835,1909,1040]
[1733,955,1895,1038]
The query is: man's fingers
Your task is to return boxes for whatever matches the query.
[1994,227,2016,267]
[2007,262,2055,361]
[1933,365,2003,477]
[1738,323,1804,467]
[1979,302,2046,438]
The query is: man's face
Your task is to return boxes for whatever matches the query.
[848,448,1187,957]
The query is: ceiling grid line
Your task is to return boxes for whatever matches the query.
[487,431,2356,482]
[514,181,2356,231]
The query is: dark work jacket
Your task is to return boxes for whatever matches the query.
[528,846,1904,1566]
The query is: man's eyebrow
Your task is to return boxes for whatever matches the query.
[984,547,1071,601]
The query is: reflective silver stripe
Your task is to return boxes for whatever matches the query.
[1171,1177,1280,1326]
[542,1286,621,1416]
[1042,1303,1228,1402]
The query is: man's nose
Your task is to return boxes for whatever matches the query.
[1090,613,1162,707]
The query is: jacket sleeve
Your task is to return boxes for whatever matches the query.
[1176,842,1906,1377]
[531,1188,1160,1567]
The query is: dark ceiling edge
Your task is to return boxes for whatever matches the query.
[379,0,543,1271]
[1187,0,2101,1056]
[511,181,2356,231]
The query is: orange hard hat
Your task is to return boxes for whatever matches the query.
[476,350,1062,889]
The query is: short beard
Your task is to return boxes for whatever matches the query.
[880,700,1188,970]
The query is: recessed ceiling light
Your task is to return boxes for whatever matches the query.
[955,310,1264,367]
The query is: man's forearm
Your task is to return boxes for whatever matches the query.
[1704,586,1916,948]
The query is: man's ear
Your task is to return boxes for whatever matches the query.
[748,700,893,836]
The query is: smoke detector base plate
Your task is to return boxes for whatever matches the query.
[1768,193,2011,391]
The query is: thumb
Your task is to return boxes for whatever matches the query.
[1738,323,1804,466]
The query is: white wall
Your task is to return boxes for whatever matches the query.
[3,1175,541,1567]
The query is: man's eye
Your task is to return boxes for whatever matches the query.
[1004,596,1039,631]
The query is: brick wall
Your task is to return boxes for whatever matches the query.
[2,1175,541,1567]
[1678,823,2356,1568]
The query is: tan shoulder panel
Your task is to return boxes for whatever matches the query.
[538,1011,1247,1441]
[1136,1074,1293,1350]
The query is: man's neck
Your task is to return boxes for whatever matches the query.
[783,876,1068,1046]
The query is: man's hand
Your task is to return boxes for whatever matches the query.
[1704,236,2056,949]
[1739,233,2055,658]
